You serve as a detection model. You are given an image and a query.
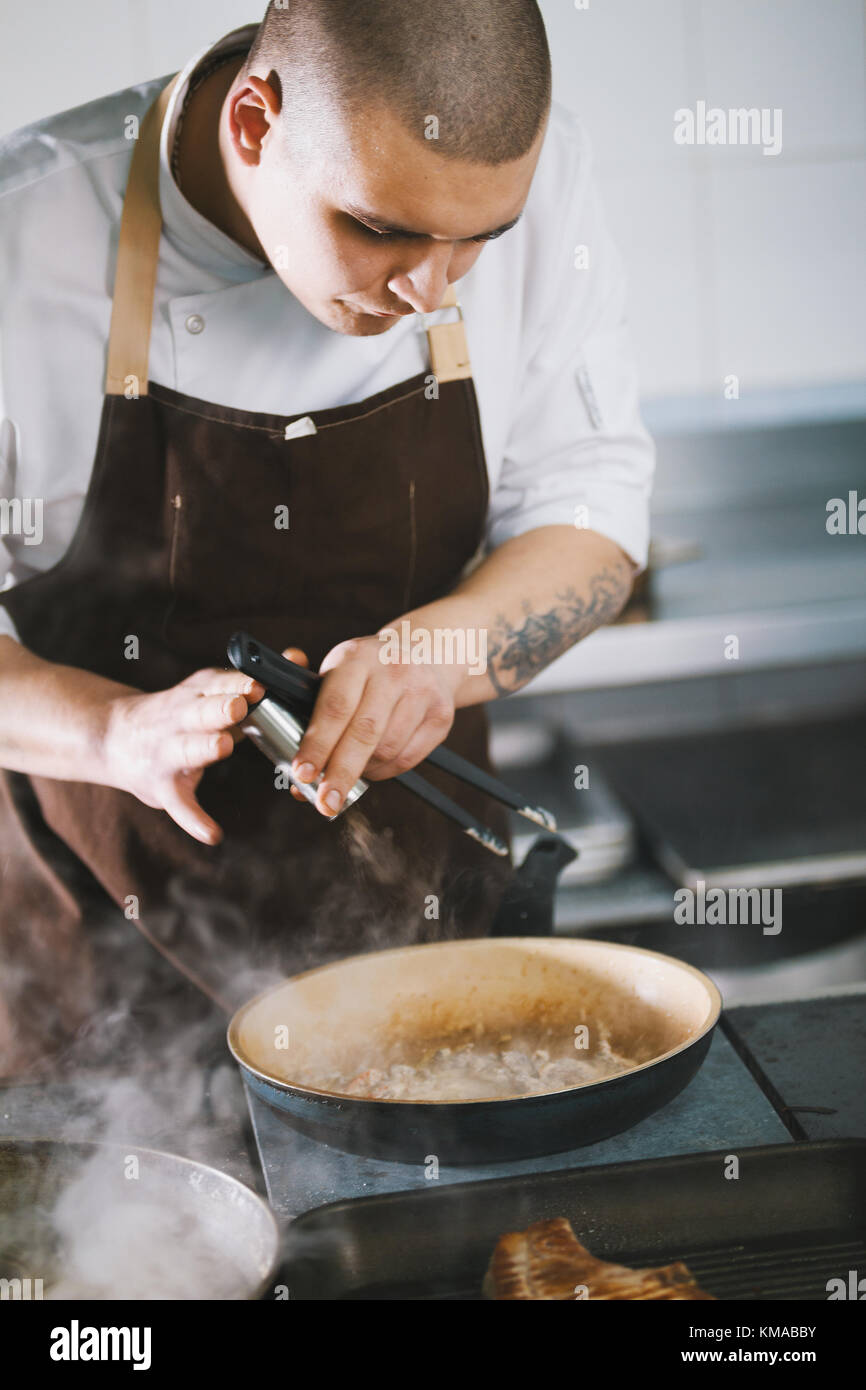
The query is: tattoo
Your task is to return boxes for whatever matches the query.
[486,565,631,696]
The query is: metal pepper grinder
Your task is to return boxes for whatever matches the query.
[227,632,368,819]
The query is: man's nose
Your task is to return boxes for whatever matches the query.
[388,244,454,314]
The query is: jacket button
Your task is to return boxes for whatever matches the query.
[185,314,205,335]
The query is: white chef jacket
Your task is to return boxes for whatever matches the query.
[0,24,655,645]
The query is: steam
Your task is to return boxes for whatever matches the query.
[0,781,512,1300]
[0,878,279,1298]
[1,991,278,1299]
[45,1153,259,1301]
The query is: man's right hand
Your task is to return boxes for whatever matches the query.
[104,667,265,844]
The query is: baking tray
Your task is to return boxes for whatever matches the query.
[280,1140,866,1300]
[587,715,866,889]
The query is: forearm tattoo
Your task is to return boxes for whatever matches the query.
[486,564,632,695]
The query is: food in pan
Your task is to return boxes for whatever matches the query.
[324,1031,636,1102]
[483,1217,715,1300]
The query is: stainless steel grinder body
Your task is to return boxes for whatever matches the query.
[242,696,368,818]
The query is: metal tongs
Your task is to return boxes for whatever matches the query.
[227,632,558,857]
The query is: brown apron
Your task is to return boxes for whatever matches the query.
[0,78,512,1077]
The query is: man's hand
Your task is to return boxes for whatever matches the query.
[283,529,634,818]
[289,637,463,817]
[105,667,265,844]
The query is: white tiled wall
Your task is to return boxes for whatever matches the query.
[1,0,863,403]
[0,0,254,119]
[540,0,866,402]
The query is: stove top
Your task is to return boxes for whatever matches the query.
[245,1027,790,1220]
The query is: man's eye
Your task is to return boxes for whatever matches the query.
[352,217,504,245]
[354,220,398,240]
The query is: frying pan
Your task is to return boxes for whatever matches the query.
[0,1139,280,1299]
[229,934,722,1165]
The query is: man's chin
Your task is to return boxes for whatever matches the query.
[339,315,399,337]
[321,300,407,337]
[276,277,406,336]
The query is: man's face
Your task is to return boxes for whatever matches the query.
[243,96,546,335]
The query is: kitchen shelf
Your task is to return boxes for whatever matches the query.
[518,412,866,693]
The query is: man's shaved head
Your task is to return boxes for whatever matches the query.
[210,0,551,334]
[245,0,551,166]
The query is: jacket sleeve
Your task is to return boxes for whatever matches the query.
[485,120,655,571]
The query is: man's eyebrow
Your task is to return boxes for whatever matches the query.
[344,203,523,241]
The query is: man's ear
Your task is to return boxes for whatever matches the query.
[227,75,282,167]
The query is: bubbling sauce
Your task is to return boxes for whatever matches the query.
[322,1032,636,1102]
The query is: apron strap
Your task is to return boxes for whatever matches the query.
[105,76,473,395]
[105,75,181,396]
[426,285,473,383]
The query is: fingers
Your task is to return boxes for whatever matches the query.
[363,696,426,780]
[312,683,410,815]
[183,668,265,702]
[179,691,251,733]
[176,652,308,798]
[165,769,223,845]
[379,706,455,777]
[167,729,234,773]
[292,665,371,804]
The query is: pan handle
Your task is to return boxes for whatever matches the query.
[489,834,577,937]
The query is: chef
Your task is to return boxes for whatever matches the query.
[0,0,654,1074]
